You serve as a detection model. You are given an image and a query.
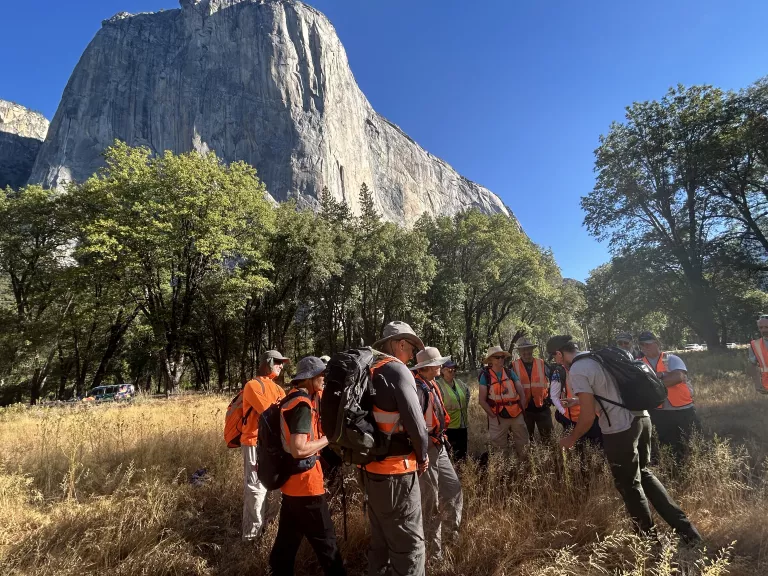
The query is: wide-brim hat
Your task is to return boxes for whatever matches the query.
[413,347,451,370]
[484,346,511,364]
[372,321,425,351]
[293,356,326,381]
[515,338,536,349]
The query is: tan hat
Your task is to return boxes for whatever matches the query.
[515,338,535,349]
[484,346,511,364]
[260,350,290,364]
[412,347,451,370]
[372,321,425,351]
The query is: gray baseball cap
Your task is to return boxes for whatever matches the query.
[260,350,290,364]
[638,331,658,343]
[292,356,326,381]
[616,332,633,342]
[372,321,425,351]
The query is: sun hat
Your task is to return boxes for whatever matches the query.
[484,346,511,364]
[545,335,574,356]
[260,350,290,364]
[412,347,451,370]
[372,321,425,351]
[515,338,536,349]
[638,331,658,343]
[292,356,326,381]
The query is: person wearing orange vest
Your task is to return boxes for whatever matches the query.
[269,356,346,576]
[478,345,529,458]
[364,321,430,576]
[550,334,702,545]
[413,347,463,561]
[512,338,554,442]
[547,338,602,447]
[638,331,700,461]
[241,350,288,541]
[747,315,768,395]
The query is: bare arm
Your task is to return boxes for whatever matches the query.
[290,433,328,459]
[660,370,686,387]
[478,385,496,419]
[562,392,596,447]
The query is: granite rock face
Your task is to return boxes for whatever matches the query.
[31,0,512,224]
[0,100,49,189]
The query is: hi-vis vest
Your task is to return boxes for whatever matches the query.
[557,366,580,422]
[279,389,322,453]
[642,354,693,408]
[415,375,449,445]
[438,378,469,429]
[750,339,768,392]
[485,368,522,418]
[512,358,549,408]
[365,357,418,476]
[279,388,324,496]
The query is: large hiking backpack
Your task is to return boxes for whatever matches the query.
[570,347,667,411]
[256,390,317,490]
[320,347,401,465]
[224,390,250,448]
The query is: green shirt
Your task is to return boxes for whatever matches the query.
[437,377,470,429]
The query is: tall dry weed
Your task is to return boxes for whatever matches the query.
[1,352,767,575]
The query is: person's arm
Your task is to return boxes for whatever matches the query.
[287,404,328,458]
[392,366,429,472]
[290,432,329,459]
[560,392,596,449]
[478,375,496,419]
[660,370,687,387]
[550,379,565,415]
[748,344,758,366]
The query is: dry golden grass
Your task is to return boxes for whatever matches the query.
[1,350,767,575]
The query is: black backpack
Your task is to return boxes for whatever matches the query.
[320,347,408,465]
[570,347,667,412]
[257,390,318,490]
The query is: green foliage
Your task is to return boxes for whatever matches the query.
[0,145,579,403]
[582,79,768,348]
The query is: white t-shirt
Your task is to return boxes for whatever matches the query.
[568,355,646,435]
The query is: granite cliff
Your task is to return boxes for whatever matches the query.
[0,100,49,189]
[30,0,512,224]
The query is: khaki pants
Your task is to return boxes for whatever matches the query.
[488,414,529,458]
[362,470,425,576]
[419,442,463,558]
[242,445,279,540]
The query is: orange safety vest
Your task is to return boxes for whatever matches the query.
[415,375,449,445]
[558,367,581,423]
[513,358,549,408]
[485,367,523,418]
[363,357,418,476]
[642,354,693,408]
[750,339,768,391]
[279,388,325,496]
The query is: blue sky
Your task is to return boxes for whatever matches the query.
[2,0,768,280]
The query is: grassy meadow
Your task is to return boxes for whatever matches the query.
[1,350,767,575]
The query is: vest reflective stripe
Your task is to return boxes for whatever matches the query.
[439,379,469,429]
[642,354,693,408]
[279,390,319,453]
[486,368,522,418]
[365,356,417,475]
[513,358,549,408]
[750,339,768,391]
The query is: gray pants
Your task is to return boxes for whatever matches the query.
[362,470,425,576]
[419,442,463,557]
[242,445,278,540]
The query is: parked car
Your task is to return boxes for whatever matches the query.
[727,342,740,349]
[684,344,705,351]
[83,384,135,402]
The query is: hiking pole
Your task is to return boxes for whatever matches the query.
[342,469,348,541]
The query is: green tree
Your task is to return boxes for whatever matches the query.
[72,142,274,392]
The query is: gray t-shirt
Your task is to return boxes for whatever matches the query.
[645,354,693,411]
[568,355,646,435]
